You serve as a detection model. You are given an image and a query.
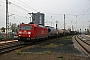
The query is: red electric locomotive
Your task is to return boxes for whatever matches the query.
[17,23,48,42]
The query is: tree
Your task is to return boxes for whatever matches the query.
[1,27,5,32]
[10,23,17,32]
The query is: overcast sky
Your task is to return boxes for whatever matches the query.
[0,0,90,31]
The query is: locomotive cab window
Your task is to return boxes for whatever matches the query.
[26,26,32,30]
[20,26,32,30]
[20,26,25,30]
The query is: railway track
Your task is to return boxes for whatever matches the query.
[0,41,25,54]
[74,35,90,57]
[0,37,58,54]
[78,35,90,45]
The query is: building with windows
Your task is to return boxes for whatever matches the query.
[29,12,45,26]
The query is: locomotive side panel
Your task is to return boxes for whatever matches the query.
[34,25,48,39]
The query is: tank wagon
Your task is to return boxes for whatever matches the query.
[56,29,64,37]
[45,26,57,37]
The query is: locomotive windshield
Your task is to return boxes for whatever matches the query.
[20,26,32,30]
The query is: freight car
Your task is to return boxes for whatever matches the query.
[17,23,48,42]
[45,26,57,37]
[56,28,64,37]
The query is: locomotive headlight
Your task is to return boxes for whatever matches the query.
[19,32,22,34]
[28,32,31,34]
[19,35,21,36]
[29,35,30,37]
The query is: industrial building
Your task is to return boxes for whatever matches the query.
[28,12,45,26]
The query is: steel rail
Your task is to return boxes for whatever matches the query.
[74,35,90,57]
[0,41,24,54]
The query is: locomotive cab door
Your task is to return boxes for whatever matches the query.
[34,27,37,39]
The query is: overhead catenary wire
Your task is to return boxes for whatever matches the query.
[7,0,90,19]
[9,2,30,12]
[11,0,58,19]
[0,0,76,16]
[8,4,29,16]
[1,0,90,17]
[18,0,38,12]
[8,1,30,19]
[80,2,90,15]
[78,2,90,21]
[11,0,63,15]
[0,8,28,20]
[0,0,30,26]
[10,0,38,12]
[78,7,90,21]
[6,1,31,19]
[0,10,29,20]
[1,0,90,26]
[8,1,33,17]
[0,0,29,19]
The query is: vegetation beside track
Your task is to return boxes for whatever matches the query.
[0,52,89,60]
[60,35,73,40]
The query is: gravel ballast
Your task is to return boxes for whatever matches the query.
[0,36,89,60]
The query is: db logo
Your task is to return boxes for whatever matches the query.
[41,30,44,34]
